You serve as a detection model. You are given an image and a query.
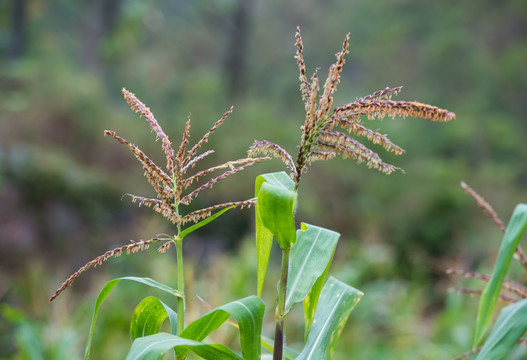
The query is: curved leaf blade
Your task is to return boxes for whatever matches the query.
[85,277,182,359]
[303,257,332,342]
[179,206,235,240]
[255,172,295,296]
[476,298,527,360]
[474,204,527,347]
[130,296,178,341]
[176,296,265,360]
[126,333,242,360]
[257,180,297,250]
[297,277,363,360]
[285,223,340,314]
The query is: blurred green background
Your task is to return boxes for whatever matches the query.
[1,0,526,359]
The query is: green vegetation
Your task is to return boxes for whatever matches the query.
[1,1,526,359]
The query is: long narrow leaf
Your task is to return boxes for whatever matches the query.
[126,333,242,360]
[224,314,299,359]
[476,298,527,360]
[285,223,340,314]
[130,296,178,340]
[474,204,527,346]
[255,172,295,296]
[296,277,363,360]
[179,206,235,240]
[176,296,264,360]
[303,256,333,342]
[84,277,182,360]
[255,205,272,297]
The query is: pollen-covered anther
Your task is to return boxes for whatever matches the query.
[158,241,173,254]
[307,150,336,164]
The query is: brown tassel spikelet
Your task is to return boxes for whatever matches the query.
[446,268,527,299]
[295,26,311,107]
[460,182,527,269]
[446,182,527,332]
[329,118,405,155]
[104,131,173,200]
[334,99,455,122]
[180,157,268,205]
[183,107,233,166]
[49,238,169,302]
[182,158,267,189]
[181,199,256,225]
[248,140,296,174]
[249,28,455,188]
[50,89,269,301]
[316,32,350,121]
[182,150,214,173]
[451,288,517,304]
[460,181,506,232]
[122,88,177,177]
[177,118,191,162]
[106,91,267,219]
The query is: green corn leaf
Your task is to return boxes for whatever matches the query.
[261,335,300,359]
[255,202,272,298]
[84,277,182,360]
[175,296,265,360]
[296,277,363,360]
[257,175,297,250]
[126,333,242,360]
[255,172,296,296]
[474,204,527,347]
[130,296,178,341]
[179,205,236,240]
[223,314,299,359]
[303,256,333,342]
[476,298,527,360]
[285,223,340,315]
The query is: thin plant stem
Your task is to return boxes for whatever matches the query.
[273,248,290,360]
[176,238,185,334]
[173,172,185,337]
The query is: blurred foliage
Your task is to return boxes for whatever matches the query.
[0,0,526,358]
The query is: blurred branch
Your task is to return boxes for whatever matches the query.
[224,0,254,98]
[8,0,27,59]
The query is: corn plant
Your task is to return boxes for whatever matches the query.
[50,88,269,359]
[449,182,527,360]
[50,27,455,360]
[246,27,454,360]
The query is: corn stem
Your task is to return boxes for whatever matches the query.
[273,248,290,360]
